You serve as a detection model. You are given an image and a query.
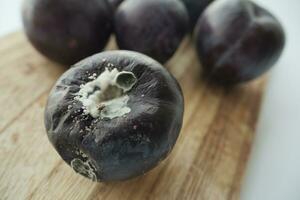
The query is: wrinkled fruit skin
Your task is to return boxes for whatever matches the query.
[22,0,113,65]
[195,0,285,84]
[114,0,189,64]
[181,0,214,29]
[44,50,184,181]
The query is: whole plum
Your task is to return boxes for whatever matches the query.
[195,0,285,84]
[114,0,189,64]
[44,50,184,181]
[22,0,113,65]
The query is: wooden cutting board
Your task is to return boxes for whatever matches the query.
[0,32,266,200]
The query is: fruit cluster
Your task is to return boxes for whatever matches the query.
[23,0,285,84]
[22,0,285,182]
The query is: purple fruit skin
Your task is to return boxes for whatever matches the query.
[114,0,189,64]
[44,50,184,181]
[22,0,113,65]
[195,0,285,84]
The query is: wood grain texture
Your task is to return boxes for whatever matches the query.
[0,32,266,200]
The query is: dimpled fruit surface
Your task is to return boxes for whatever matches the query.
[44,50,184,181]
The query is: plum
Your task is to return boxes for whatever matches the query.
[22,0,113,65]
[114,0,189,64]
[194,0,285,84]
[181,0,214,29]
[44,50,184,181]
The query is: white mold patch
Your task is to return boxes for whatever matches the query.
[75,67,137,119]
[100,95,131,119]
[70,158,97,181]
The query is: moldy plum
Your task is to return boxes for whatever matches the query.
[22,0,113,65]
[44,50,184,181]
[195,0,285,84]
[114,0,189,64]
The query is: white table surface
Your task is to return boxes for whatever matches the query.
[1,1,299,199]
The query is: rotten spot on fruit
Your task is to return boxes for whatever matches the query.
[45,51,184,181]
[115,71,137,92]
[76,67,137,119]
[70,158,97,181]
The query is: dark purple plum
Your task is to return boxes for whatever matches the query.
[22,0,113,65]
[44,50,184,181]
[114,0,189,64]
[195,0,285,84]
[181,0,214,29]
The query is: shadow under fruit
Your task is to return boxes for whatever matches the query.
[181,0,215,29]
